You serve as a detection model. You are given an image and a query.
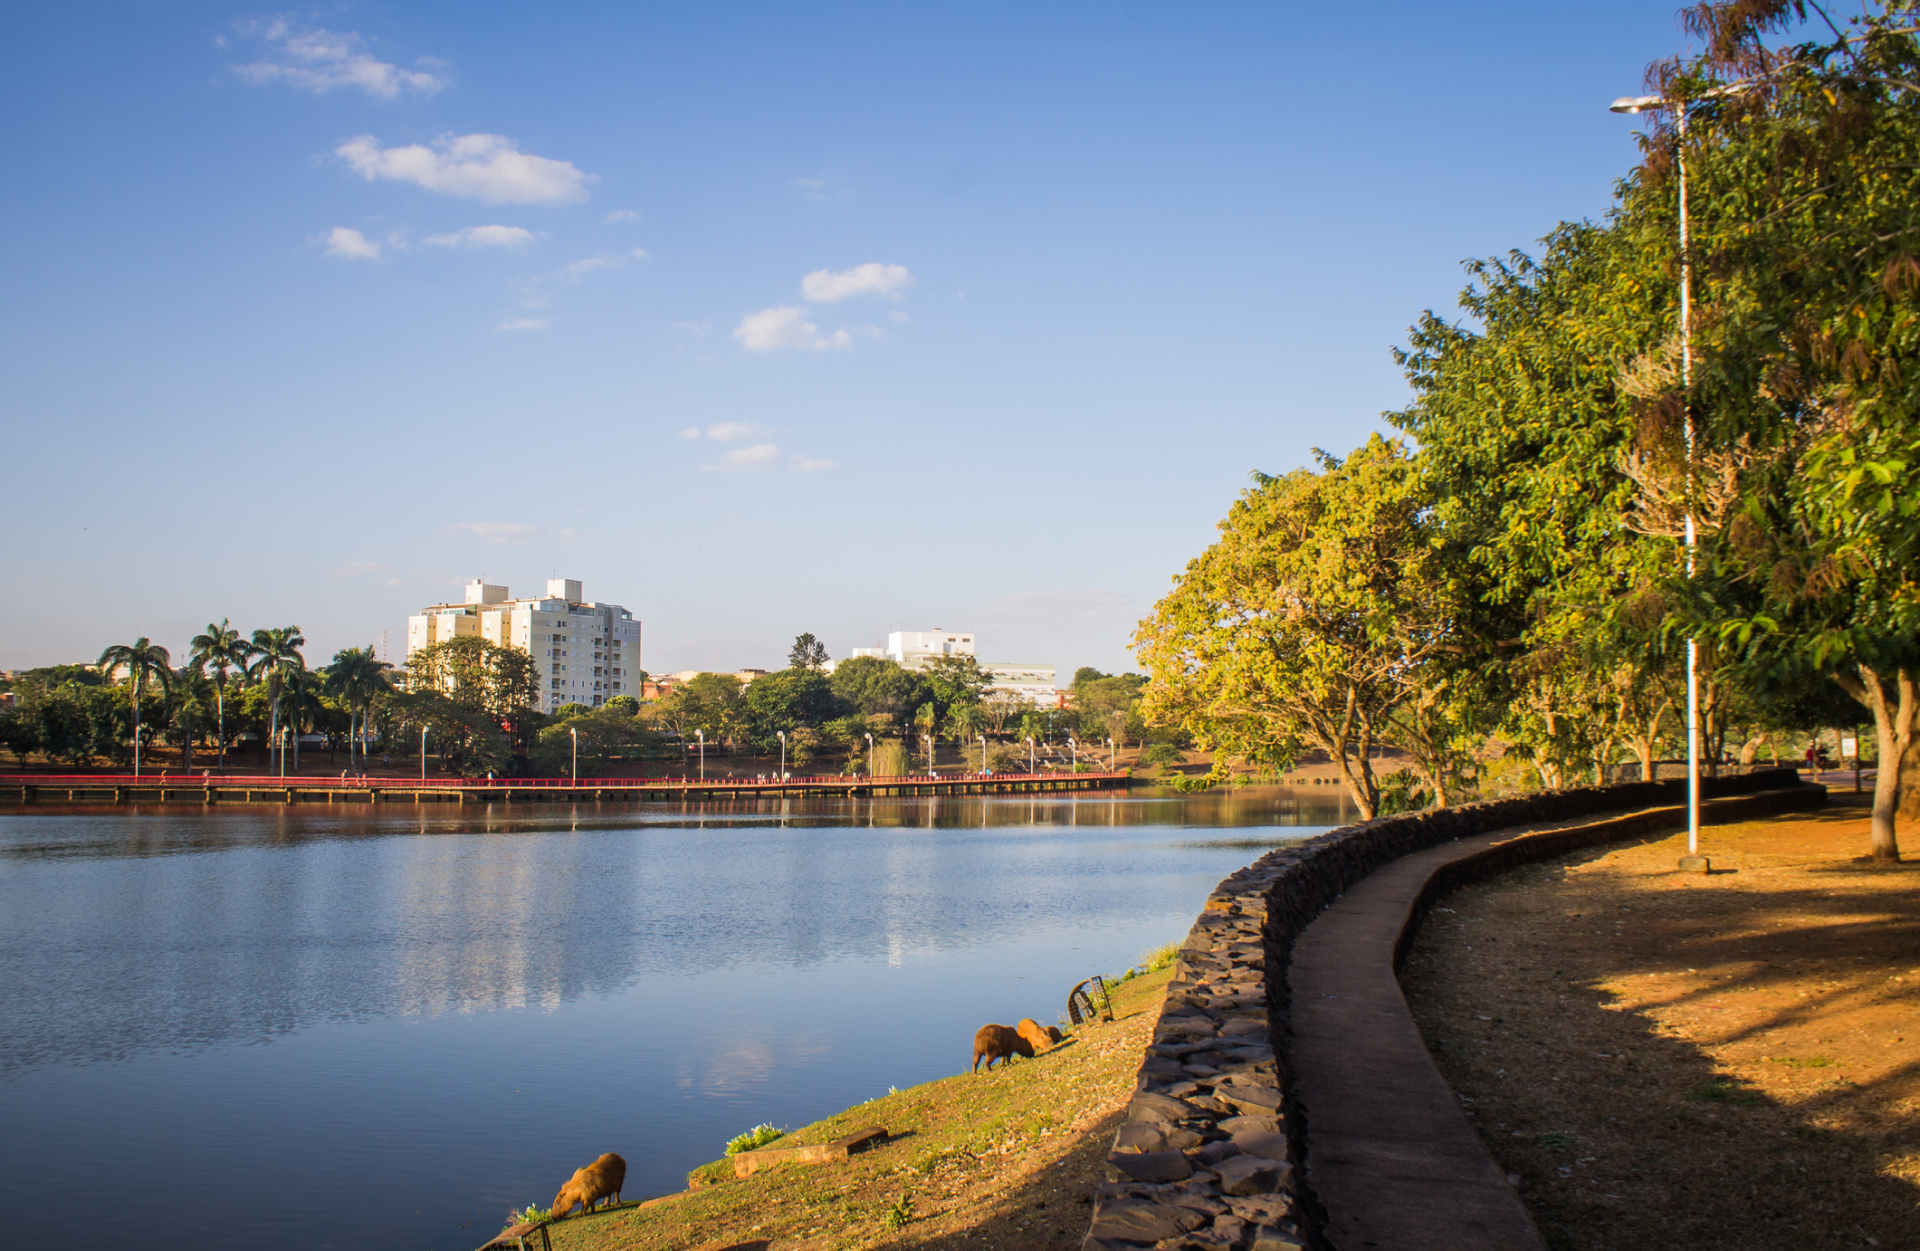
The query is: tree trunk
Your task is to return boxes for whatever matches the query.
[1834,662,1913,863]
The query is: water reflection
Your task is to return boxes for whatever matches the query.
[0,787,1338,1251]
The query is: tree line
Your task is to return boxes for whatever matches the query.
[0,623,1157,779]
[1136,0,1920,859]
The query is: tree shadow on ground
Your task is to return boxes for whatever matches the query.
[1403,825,1920,1251]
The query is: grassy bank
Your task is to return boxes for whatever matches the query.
[537,961,1176,1251]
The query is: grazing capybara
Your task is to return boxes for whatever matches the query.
[552,1152,626,1218]
[1015,1018,1054,1053]
[973,1023,1035,1072]
[1046,1025,1064,1045]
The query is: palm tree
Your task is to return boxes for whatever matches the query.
[97,637,172,775]
[189,619,247,772]
[325,646,393,773]
[246,626,306,777]
[169,661,212,774]
[283,667,324,774]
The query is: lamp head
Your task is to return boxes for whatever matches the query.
[1610,94,1661,114]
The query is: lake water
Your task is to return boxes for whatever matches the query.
[0,787,1347,1251]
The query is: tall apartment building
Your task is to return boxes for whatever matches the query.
[407,578,641,713]
[848,629,1054,704]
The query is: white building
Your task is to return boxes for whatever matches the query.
[848,628,1054,704]
[407,578,641,713]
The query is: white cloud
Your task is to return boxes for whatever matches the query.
[425,224,536,250]
[323,226,381,260]
[497,318,547,332]
[232,21,446,99]
[889,309,911,324]
[631,248,649,260]
[789,454,835,473]
[801,262,915,303]
[705,422,771,442]
[679,427,702,438]
[975,588,1138,631]
[444,521,542,545]
[733,306,852,352]
[563,254,626,280]
[704,442,783,472]
[603,209,640,223]
[336,133,594,205]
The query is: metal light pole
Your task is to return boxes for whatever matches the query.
[1107,736,1115,770]
[979,733,987,774]
[1026,736,1035,773]
[922,733,932,774]
[777,730,786,779]
[696,728,704,780]
[865,731,874,777]
[1612,90,1707,862]
[1069,736,1077,771]
[420,725,428,780]
[571,726,578,784]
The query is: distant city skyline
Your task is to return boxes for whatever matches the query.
[2,2,1695,676]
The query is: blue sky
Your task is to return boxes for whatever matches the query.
[2,2,1691,679]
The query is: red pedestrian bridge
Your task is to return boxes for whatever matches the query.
[1,769,1133,807]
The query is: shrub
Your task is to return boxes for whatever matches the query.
[1139,742,1185,767]
[505,1203,552,1228]
[725,1122,784,1155]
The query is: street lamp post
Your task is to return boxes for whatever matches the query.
[420,725,428,781]
[865,731,874,778]
[696,728,705,780]
[777,730,786,780]
[1069,737,1077,771]
[571,726,578,784]
[1026,736,1035,773]
[1107,736,1115,770]
[1611,89,1716,865]
[922,733,932,775]
[979,734,987,774]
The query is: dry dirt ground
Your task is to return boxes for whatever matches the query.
[1402,793,1920,1251]
[538,966,1172,1251]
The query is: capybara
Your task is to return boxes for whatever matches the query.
[1015,1018,1054,1053]
[552,1152,627,1218]
[1046,1025,1064,1045]
[973,1023,1035,1072]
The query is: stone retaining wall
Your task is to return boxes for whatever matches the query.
[1082,769,1810,1251]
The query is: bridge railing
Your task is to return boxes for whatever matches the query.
[0,770,1128,790]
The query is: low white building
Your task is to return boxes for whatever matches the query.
[407,578,641,713]
[848,628,1054,704]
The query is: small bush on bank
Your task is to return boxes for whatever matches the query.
[726,1122,784,1155]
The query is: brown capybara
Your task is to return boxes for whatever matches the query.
[973,1023,1035,1072]
[1046,1025,1064,1045]
[552,1152,626,1218]
[1015,1018,1054,1053]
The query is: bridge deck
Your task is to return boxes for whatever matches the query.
[2,770,1131,806]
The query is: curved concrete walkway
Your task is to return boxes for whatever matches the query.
[1286,787,1824,1251]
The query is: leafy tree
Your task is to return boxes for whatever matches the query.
[648,672,746,755]
[1622,0,1920,858]
[96,637,172,775]
[828,657,930,736]
[189,619,248,770]
[1136,435,1460,818]
[741,668,847,748]
[603,694,639,715]
[399,636,543,775]
[788,633,830,672]
[534,704,660,776]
